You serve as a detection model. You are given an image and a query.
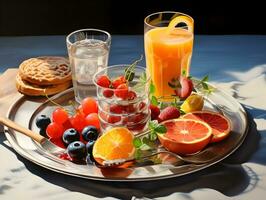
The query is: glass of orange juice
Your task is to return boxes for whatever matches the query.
[144,11,194,101]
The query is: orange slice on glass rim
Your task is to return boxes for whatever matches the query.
[167,15,194,33]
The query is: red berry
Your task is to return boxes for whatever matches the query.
[158,106,180,122]
[62,118,72,130]
[149,105,160,120]
[112,76,127,89]
[107,115,121,124]
[46,122,64,139]
[174,77,193,99]
[114,83,128,99]
[139,102,146,111]
[85,113,100,129]
[103,89,114,98]
[128,91,137,100]
[52,108,69,124]
[110,104,124,114]
[123,104,136,113]
[128,113,146,123]
[81,97,98,116]
[96,75,111,88]
[70,113,86,133]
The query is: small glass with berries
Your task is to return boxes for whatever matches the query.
[93,62,151,135]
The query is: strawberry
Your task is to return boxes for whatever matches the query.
[114,83,128,99]
[149,104,160,120]
[127,91,137,100]
[107,115,121,124]
[110,104,124,114]
[174,77,193,99]
[112,76,127,89]
[158,106,180,122]
[139,102,146,111]
[96,75,111,88]
[103,89,114,98]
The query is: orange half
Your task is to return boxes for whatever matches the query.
[92,127,135,165]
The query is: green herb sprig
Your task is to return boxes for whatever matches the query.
[124,55,143,82]
[133,120,167,159]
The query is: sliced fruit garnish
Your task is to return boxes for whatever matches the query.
[92,127,135,165]
[181,93,204,113]
[182,111,231,143]
[167,15,194,33]
[158,119,212,155]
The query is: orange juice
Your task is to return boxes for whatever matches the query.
[145,27,193,99]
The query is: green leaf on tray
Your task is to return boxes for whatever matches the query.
[149,82,155,95]
[154,125,167,134]
[151,95,159,106]
[133,138,142,148]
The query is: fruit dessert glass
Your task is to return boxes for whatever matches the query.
[93,65,151,134]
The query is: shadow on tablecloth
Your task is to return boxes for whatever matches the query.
[0,107,262,200]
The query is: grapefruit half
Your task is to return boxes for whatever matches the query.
[158,119,212,155]
[183,111,231,143]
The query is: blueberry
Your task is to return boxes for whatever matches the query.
[36,115,51,129]
[62,128,80,146]
[39,128,48,137]
[82,126,98,141]
[86,153,95,165]
[67,141,86,160]
[86,140,95,154]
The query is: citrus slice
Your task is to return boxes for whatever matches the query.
[92,127,135,165]
[183,111,231,143]
[158,119,212,155]
[167,15,194,33]
[181,94,204,113]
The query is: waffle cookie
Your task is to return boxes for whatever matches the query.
[19,56,72,86]
[16,74,72,96]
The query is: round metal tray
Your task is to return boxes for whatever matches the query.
[4,85,248,182]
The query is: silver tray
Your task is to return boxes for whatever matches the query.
[4,85,248,182]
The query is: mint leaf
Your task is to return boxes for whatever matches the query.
[148,120,158,130]
[182,69,187,76]
[154,124,167,133]
[201,75,209,82]
[149,82,155,94]
[159,102,168,109]
[151,95,159,106]
[125,69,135,81]
[202,82,209,90]
[149,130,158,141]
[134,149,142,160]
[124,55,143,82]
[133,138,142,148]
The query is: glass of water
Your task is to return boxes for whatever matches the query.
[66,29,111,103]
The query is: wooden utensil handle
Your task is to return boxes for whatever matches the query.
[0,117,45,144]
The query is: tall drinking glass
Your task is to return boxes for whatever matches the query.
[144,12,194,101]
[66,29,111,103]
